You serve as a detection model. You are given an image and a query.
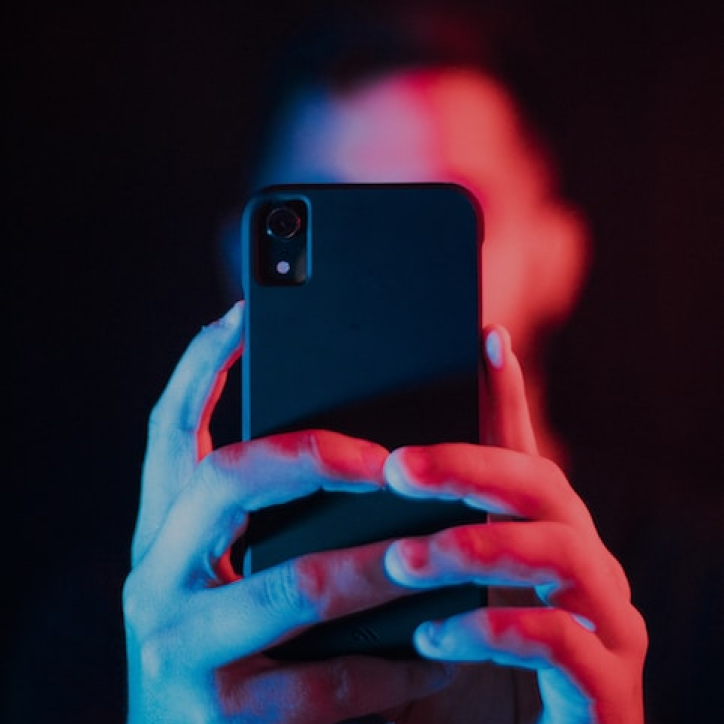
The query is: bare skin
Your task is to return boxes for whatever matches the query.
[123,303,647,723]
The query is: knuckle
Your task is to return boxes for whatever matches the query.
[294,555,328,611]
[555,524,589,574]
[322,659,357,712]
[550,476,582,520]
[515,608,580,663]
[626,604,649,659]
[435,524,479,566]
[305,427,356,465]
[137,629,173,682]
[194,450,221,488]
[266,428,331,468]
[539,455,567,489]
[146,396,194,445]
[551,610,583,661]
[540,456,571,494]
[146,398,170,439]
[122,569,144,627]
[147,394,168,429]
[194,449,237,502]
[543,462,594,525]
[305,428,332,463]
[122,567,160,636]
[607,552,633,600]
[256,560,318,621]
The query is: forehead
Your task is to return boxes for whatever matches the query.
[255,68,552,206]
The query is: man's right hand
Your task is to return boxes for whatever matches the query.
[123,302,456,724]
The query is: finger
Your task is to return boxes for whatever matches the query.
[413,607,646,724]
[141,430,388,592]
[384,444,592,528]
[384,522,633,647]
[134,302,244,562]
[416,607,604,701]
[483,325,537,455]
[219,656,456,724]
[167,540,412,666]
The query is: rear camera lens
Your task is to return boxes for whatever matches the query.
[266,206,302,239]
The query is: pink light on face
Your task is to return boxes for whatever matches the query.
[425,70,554,210]
[255,68,589,355]
[330,76,441,181]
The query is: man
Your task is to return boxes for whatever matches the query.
[124,7,647,723]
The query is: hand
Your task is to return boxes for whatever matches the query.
[378,326,648,724]
[123,302,456,724]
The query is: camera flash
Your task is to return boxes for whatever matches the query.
[276,260,291,275]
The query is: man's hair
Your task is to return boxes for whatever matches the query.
[264,3,509,92]
[242,1,554,185]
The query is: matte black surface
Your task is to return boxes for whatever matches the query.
[241,183,485,659]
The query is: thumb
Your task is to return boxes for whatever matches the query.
[482,325,538,455]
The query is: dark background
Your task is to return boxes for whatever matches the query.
[4,1,723,722]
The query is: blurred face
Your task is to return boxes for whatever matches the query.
[248,68,588,350]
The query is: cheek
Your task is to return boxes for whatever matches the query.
[481,237,528,337]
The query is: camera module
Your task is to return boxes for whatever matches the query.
[254,197,308,286]
[266,205,302,239]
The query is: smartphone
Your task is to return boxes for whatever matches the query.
[238,183,486,660]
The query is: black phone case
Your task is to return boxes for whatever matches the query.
[239,183,486,660]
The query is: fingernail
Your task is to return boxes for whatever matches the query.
[384,451,416,495]
[401,447,432,480]
[384,539,428,584]
[415,621,446,651]
[398,539,428,571]
[385,449,436,498]
[218,300,244,328]
[485,330,504,369]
